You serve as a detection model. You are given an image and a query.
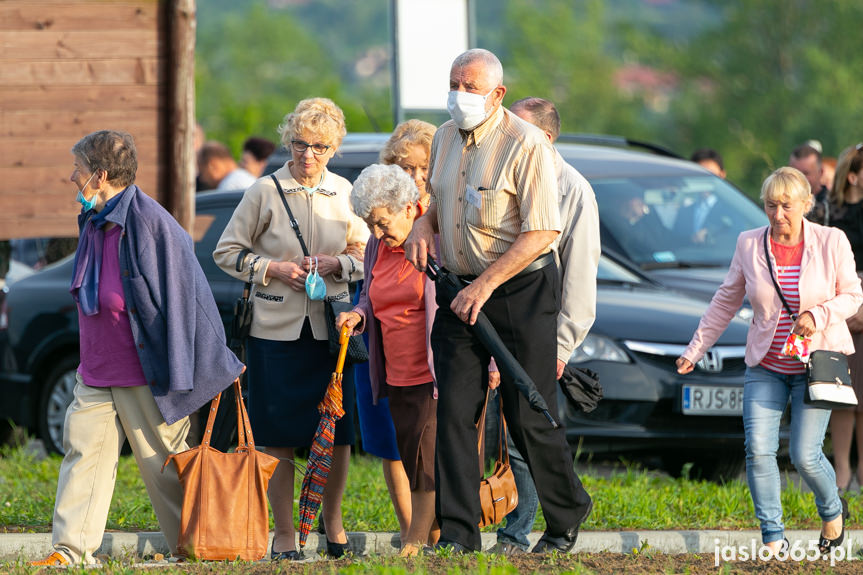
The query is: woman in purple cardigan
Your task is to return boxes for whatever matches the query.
[31,130,243,567]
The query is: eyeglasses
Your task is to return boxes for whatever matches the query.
[290,140,331,156]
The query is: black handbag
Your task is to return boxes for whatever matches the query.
[763,230,858,409]
[324,298,369,364]
[229,249,255,360]
[805,350,857,409]
[272,175,368,364]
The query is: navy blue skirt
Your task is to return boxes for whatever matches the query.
[247,321,355,447]
[352,283,400,460]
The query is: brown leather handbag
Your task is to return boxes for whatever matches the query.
[476,389,519,528]
[164,379,279,560]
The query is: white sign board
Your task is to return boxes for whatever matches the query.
[395,0,470,111]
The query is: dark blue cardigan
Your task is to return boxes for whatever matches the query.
[78,185,244,424]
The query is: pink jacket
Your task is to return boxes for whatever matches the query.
[682,219,863,367]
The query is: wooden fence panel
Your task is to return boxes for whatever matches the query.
[0,0,169,241]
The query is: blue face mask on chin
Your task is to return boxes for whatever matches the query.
[305,257,326,301]
[75,173,98,211]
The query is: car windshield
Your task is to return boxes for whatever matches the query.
[596,255,646,284]
[593,175,767,269]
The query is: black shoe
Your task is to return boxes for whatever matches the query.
[270,549,302,561]
[325,538,351,559]
[818,497,849,554]
[531,498,593,554]
[490,541,526,555]
[423,541,472,555]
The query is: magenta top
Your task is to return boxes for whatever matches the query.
[77,225,148,387]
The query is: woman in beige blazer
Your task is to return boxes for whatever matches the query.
[214,98,368,560]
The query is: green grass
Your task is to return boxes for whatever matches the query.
[0,444,859,533]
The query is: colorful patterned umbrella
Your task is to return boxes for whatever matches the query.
[297,325,350,550]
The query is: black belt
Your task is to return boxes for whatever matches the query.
[456,251,554,283]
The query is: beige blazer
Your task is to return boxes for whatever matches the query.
[213,163,368,342]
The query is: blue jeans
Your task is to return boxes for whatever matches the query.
[496,433,539,549]
[744,366,842,544]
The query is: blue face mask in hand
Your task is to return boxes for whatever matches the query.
[305,257,326,301]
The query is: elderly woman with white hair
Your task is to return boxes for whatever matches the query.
[336,163,439,556]
[676,167,863,555]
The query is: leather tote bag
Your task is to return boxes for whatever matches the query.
[805,350,858,409]
[164,379,279,560]
[476,389,518,528]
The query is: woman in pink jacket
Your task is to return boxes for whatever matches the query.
[676,167,863,555]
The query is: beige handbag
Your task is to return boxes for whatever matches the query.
[164,379,279,560]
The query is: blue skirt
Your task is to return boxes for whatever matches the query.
[247,321,355,448]
[353,283,400,460]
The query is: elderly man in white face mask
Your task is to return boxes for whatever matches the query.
[404,48,593,554]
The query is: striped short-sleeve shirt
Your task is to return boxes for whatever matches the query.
[428,106,561,277]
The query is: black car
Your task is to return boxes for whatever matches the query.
[269,134,768,303]
[563,251,750,480]
[1,136,762,480]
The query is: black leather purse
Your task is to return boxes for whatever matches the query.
[324,298,369,364]
[806,350,857,409]
[272,175,368,364]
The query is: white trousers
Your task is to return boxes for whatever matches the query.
[51,375,189,563]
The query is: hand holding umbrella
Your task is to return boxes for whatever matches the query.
[424,256,559,429]
[297,324,351,552]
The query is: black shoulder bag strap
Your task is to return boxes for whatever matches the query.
[271,174,310,258]
[763,228,798,321]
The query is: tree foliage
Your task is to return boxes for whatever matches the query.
[619,0,863,195]
[195,0,391,154]
[497,0,644,139]
[195,0,863,197]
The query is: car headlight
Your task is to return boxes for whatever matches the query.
[570,333,631,364]
[737,307,754,321]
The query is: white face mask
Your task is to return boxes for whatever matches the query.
[447,88,496,130]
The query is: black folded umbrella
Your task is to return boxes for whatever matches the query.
[229,281,254,363]
[558,365,603,413]
[424,256,559,429]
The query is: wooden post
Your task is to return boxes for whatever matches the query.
[167,0,196,233]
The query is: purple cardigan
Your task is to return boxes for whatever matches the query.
[82,185,245,424]
[352,235,438,404]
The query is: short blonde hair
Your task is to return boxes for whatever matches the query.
[379,120,436,166]
[760,166,814,214]
[278,97,346,150]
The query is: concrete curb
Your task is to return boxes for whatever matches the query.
[2,530,862,560]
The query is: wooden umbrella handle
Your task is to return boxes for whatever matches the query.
[335,324,350,374]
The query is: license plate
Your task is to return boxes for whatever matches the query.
[682,385,743,415]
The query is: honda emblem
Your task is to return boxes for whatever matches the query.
[698,350,723,373]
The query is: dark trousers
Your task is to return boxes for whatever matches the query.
[431,264,591,550]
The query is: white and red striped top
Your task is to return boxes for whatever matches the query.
[760,238,806,374]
